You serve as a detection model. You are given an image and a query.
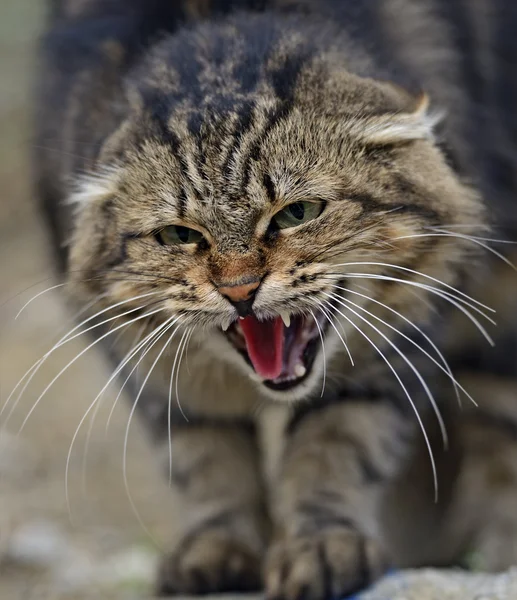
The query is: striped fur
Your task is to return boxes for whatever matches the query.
[34,1,517,597]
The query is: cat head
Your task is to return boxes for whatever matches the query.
[67,16,483,401]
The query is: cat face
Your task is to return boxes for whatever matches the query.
[68,53,483,402]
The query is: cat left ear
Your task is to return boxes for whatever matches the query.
[351,93,443,146]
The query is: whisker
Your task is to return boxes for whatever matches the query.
[15,282,69,320]
[427,226,517,245]
[324,270,494,323]
[340,273,496,345]
[317,304,354,366]
[330,261,495,312]
[1,296,162,426]
[322,296,438,499]
[175,328,194,413]
[67,316,176,519]
[107,268,182,284]
[104,320,182,435]
[122,321,184,550]
[429,223,491,232]
[1,291,160,422]
[16,307,165,435]
[167,329,191,486]
[327,292,448,450]
[184,328,195,376]
[81,321,148,493]
[394,231,517,270]
[309,309,326,398]
[326,283,477,407]
[53,294,108,343]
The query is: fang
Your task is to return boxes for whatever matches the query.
[280,312,291,328]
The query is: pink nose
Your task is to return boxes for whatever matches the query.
[218,280,260,304]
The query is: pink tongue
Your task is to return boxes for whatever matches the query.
[239,316,284,380]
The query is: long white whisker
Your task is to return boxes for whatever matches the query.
[15,282,68,320]
[332,261,495,312]
[327,292,448,450]
[394,231,517,270]
[2,301,160,428]
[344,274,495,345]
[1,294,104,418]
[318,304,354,366]
[104,318,182,435]
[1,291,160,422]
[326,271,493,322]
[184,328,195,376]
[430,223,490,232]
[81,321,148,494]
[50,294,108,345]
[167,329,190,486]
[175,328,194,413]
[328,284,476,407]
[16,307,164,434]
[67,317,175,519]
[323,297,438,499]
[123,322,184,550]
[309,309,326,398]
[427,227,517,245]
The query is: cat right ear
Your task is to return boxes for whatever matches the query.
[67,166,121,210]
[349,93,444,146]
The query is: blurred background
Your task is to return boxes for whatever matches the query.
[0,2,178,598]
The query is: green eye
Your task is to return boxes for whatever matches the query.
[157,225,204,245]
[272,201,324,230]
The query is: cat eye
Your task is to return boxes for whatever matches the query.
[272,201,324,230]
[156,225,204,245]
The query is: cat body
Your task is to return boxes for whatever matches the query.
[34,1,517,597]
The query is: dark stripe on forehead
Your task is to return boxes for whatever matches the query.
[176,188,188,218]
[238,100,292,197]
[262,172,276,203]
[221,101,256,179]
[235,46,312,196]
[268,45,313,103]
[143,94,201,216]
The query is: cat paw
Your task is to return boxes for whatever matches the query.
[157,531,262,595]
[264,529,387,600]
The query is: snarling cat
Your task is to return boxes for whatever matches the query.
[34,0,517,597]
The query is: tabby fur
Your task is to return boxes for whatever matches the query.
[34,0,517,597]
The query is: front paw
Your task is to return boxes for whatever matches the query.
[157,530,262,595]
[265,529,387,600]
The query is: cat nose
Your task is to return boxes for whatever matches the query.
[218,279,261,317]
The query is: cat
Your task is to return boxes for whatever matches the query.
[33,0,517,597]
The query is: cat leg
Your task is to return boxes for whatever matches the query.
[156,420,269,595]
[265,399,412,600]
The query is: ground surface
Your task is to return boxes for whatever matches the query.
[1,2,516,599]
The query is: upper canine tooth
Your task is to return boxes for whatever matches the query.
[222,320,230,331]
[280,312,291,328]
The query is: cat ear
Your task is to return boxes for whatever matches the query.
[67,166,121,209]
[350,94,443,146]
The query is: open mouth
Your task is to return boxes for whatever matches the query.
[224,313,323,391]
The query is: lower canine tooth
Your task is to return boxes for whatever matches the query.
[294,363,306,378]
[280,312,291,328]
